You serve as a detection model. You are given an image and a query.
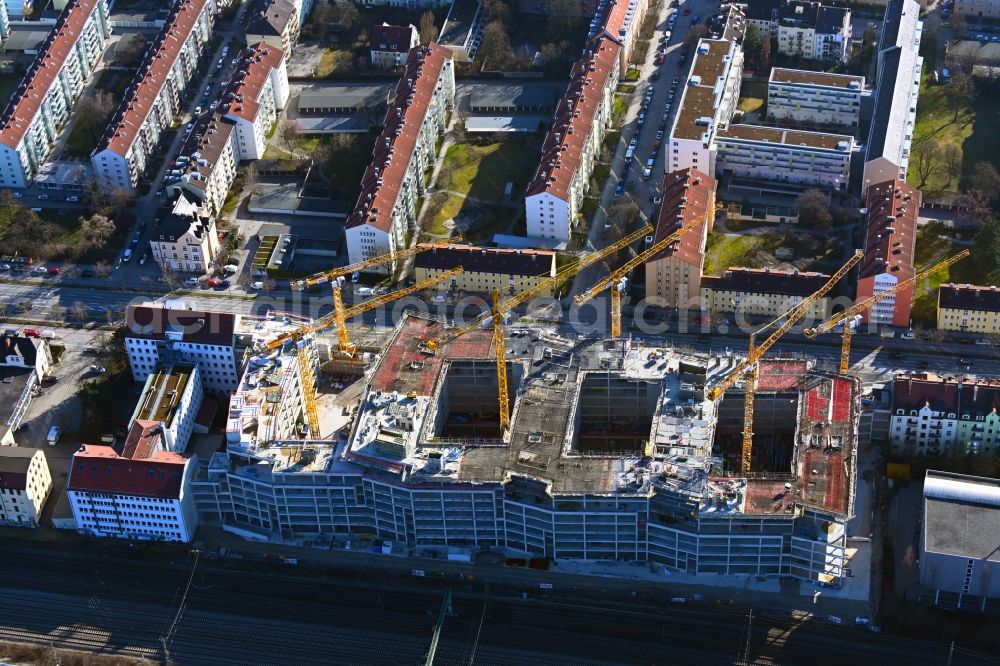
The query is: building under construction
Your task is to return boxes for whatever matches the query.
[193,315,860,584]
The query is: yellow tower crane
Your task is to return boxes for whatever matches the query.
[420,224,655,435]
[573,218,705,337]
[266,267,464,438]
[803,250,969,373]
[706,250,863,475]
[294,236,463,289]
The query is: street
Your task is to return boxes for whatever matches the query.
[0,535,991,666]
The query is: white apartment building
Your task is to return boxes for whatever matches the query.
[165,118,238,215]
[370,23,419,68]
[68,439,198,542]
[345,44,454,273]
[715,125,854,191]
[524,35,620,242]
[91,0,216,194]
[220,43,288,160]
[767,68,866,128]
[777,1,851,63]
[667,34,744,175]
[0,0,110,188]
[863,0,922,190]
[0,447,52,527]
[151,194,222,272]
[889,374,1000,457]
[246,0,299,59]
[130,364,203,454]
[125,303,243,394]
[0,333,52,381]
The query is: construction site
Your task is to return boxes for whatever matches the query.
[194,313,860,584]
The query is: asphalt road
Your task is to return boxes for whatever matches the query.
[0,537,992,666]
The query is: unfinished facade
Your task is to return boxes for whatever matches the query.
[193,316,860,585]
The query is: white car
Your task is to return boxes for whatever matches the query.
[250,281,264,290]
[35,265,47,273]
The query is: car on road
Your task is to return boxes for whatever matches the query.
[655,130,663,140]
[650,195,662,204]
[637,113,645,126]
[89,365,106,374]
[34,265,47,273]
[47,267,60,275]
[205,278,221,288]
[22,328,42,338]
[139,251,148,266]
[80,269,95,278]
[11,192,21,198]
[614,183,624,197]
[123,248,133,262]
[0,263,9,270]
[215,279,230,290]
[655,53,665,65]
[37,193,49,200]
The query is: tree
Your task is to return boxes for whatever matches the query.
[74,91,116,142]
[546,0,579,40]
[70,301,88,325]
[61,262,78,278]
[974,217,1000,271]
[743,24,763,66]
[796,189,833,229]
[161,265,180,289]
[969,161,1000,195]
[684,25,708,49]
[760,37,772,72]
[116,34,146,66]
[279,120,301,155]
[484,0,511,25]
[911,139,943,189]
[945,75,973,121]
[307,1,337,40]
[94,260,110,278]
[81,213,116,247]
[480,20,512,68]
[327,0,359,30]
[942,145,962,188]
[419,11,437,44]
[606,196,641,232]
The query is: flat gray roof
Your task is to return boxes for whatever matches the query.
[469,83,558,110]
[924,496,1000,562]
[466,116,546,132]
[1,29,49,53]
[440,0,480,47]
[295,116,371,133]
[296,84,391,113]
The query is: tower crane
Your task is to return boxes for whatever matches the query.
[803,250,969,373]
[491,290,511,432]
[294,236,463,289]
[573,216,706,337]
[706,250,863,475]
[265,267,464,438]
[422,223,655,351]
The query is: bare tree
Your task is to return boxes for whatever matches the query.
[81,213,116,248]
[685,25,709,49]
[480,21,512,68]
[279,120,301,155]
[61,262,78,278]
[74,92,117,142]
[945,75,974,121]
[307,1,337,40]
[796,189,833,229]
[161,265,180,289]
[942,144,962,188]
[116,34,146,66]
[419,11,437,44]
[911,139,942,189]
[17,299,32,314]
[242,162,258,196]
[49,303,64,323]
[0,301,7,320]
[70,301,88,325]
[94,260,110,278]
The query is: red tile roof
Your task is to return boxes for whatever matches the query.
[119,420,163,459]
[647,168,716,265]
[0,0,104,150]
[95,0,211,158]
[597,0,633,43]
[346,43,453,233]
[219,42,285,124]
[371,23,417,54]
[526,36,620,202]
[126,304,238,346]
[859,179,919,281]
[68,444,188,499]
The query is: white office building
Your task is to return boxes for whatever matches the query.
[715,125,854,191]
[0,0,110,188]
[767,68,867,128]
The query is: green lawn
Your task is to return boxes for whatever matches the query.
[909,223,983,327]
[704,234,760,275]
[909,73,1000,193]
[737,79,767,115]
[315,48,355,77]
[421,192,466,236]
[436,141,538,203]
[703,230,841,276]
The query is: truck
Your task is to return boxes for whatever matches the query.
[47,426,60,446]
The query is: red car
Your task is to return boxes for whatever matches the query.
[205,278,220,288]
[47,267,60,275]
[682,7,691,15]
[22,328,41,338]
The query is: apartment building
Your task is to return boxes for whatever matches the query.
[744,0,781,40]
[345,44,455,273]
[0,447,52,527]
[644,169,716,310]
[91,0,216,194]
[863,0,922,189]
[413,244,556,296]
[0,0,110,188]
[125,303,243,394]
[246,0,298,59]
[370,23,419,68]
[150,194,221,273]
[701,268,831,320]
[0,335,50,446]
[856,180,919,328]
[220,43,288,160]
[889,373,1000,456]
[715,125,854,191]
[955,0,1000,18]
[667,27,744,175]
[525,36,620,243]
[0,333,52,381]
[920,471,1000,612]
[0,1,8,38]
[767,68,867,128]
[165,42,288,210]
[777,1,851,63]
[593,0,650,74]
[130,364,204,454]
[437,0,485,63]
[938,284,1000,334]
[67,433,198,542]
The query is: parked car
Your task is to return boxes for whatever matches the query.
[89,365,106,374]
[614,183,624,197]
[47,267,60,275]
[22,328,42,338]
[80,269,95,278]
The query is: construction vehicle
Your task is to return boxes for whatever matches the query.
[706,251,862,475]
[294,236,463,290]
[266,267,463,438]
[803,250,969,374]
[423,223,655,352]
[573,218,704,337]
